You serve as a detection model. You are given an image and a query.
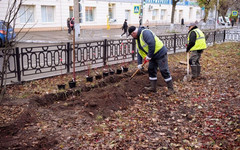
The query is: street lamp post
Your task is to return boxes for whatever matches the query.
[74,0,81,38]
[215,0,219,30]
[140,0,145,26]
[72,0,81,81]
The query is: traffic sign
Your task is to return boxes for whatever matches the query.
[134,5,140,14]
[232,11,238,16]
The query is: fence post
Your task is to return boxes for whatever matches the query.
[132,39,136,61]
[174,34,176,53]
[15,47,21,82]
[103,39,107,66]
[66,42,71,73]
[223,30,226,42]
[213,31,216,44]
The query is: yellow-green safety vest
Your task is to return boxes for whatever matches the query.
[136,29,164,58]
[188,28,207,51]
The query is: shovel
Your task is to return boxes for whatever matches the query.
[130,60,147,80]
[183,52,191,82]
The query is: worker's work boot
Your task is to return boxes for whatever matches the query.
[166,80,175,96]
[144,80,157,92]
[191,65,198,78]
[197,65,201,77]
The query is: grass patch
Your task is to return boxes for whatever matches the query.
[166,30,180,34]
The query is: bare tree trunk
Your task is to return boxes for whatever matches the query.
[170,0,180,31]
[171,3,177,24]
[0,48,12,101]
[0,69,8,101]
[203,8,210,22]
[0,0,23,102]
[221,13,227,22]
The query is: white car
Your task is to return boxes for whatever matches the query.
[218,16,231,26]
[198,18,215,26]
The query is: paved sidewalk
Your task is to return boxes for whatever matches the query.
[17,25,239,44]
[17,25,189,44]
[17,28,125,44]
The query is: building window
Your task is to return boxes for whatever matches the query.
[160,9,166,20]
[125,10,130,21]
[41,6,54,22]
[108,3,115,20]
[189,7,193,20]
[152,9,158,20]
[19,5,34,23]
[85,7,95,22]
[69,6,73,18]
[179,10,183,23]
[196,10,201,20]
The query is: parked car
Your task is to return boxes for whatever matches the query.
[218,16,231,26]
[0,20,16,47]
[198,18,216,26]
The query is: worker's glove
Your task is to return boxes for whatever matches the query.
[144,56,151,62]
[185,44,188,47]
[137,64,143,69]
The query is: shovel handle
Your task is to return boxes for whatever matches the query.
[130,61,147,80]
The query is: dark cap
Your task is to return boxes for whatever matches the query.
[186,23,196,27]
[128,26,136,36]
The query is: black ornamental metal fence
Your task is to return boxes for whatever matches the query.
[1,29,239,84]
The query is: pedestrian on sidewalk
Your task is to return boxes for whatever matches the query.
[231,18,235,27]
[145,19,149,29]
[186,23,207,79]
[121,19,128,38]
[70,17,75,33]
[67,18,71,35]
[128,26,174,95]
[181,18,184,28]
[239,17,240,26]
[139,16,142,27]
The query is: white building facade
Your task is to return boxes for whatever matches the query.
[0,0,201,31]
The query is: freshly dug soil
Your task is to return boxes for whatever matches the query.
[0,66,184,149]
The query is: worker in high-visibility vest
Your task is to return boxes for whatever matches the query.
[128,26,174,95]
[186,23,207,78]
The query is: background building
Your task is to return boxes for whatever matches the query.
[0,0,201,31]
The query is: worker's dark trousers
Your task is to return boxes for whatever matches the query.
[189,50,203,66]
[148,54,172,82]
[190,50,203,77]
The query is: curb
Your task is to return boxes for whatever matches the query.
[19,40,71,44]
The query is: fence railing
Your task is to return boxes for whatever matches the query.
[1,29,239,84]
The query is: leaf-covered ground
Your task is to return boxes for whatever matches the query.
[0,42,239,149]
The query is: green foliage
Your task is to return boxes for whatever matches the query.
[197,0,216,22]
[237,49,240,56]
[167,30,180,34]
[197,0,215,8]
[229,13,238,21]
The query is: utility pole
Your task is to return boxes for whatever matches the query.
[215,0,219,30]
[72,0,81,81]
[74,0,81,39]
[140,0,145,26]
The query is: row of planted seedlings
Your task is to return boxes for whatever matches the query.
[86,61,129,82]
[57,56,77,90]
[56,41,132,90]
[57,59,130,90]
